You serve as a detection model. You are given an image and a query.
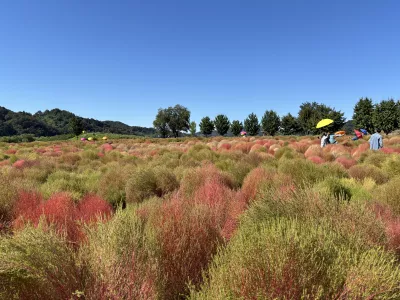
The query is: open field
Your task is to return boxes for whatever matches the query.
[1,135,400,299]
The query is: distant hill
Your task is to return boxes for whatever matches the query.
[0,107,156,137]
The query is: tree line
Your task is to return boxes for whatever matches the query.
[154,99,400,137]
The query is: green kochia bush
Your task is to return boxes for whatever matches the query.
[190,218,400,300]
[82,207,159,299]
[125,166,179,203]
[40,170,100,201]
[314,177,352,202]
[0,224,84,300]
[278,159,347,188]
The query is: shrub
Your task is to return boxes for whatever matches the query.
[382,154,400,177]
[190,218,400,299]
[349,165,389,184]
[363,151,388,168]
[315,177,352,202]
[0,225,84,300]
[278,158,329,187]
[125,166,179,204]
[150,198,223,299]
[241,167,275,203]
[374,178,400,215]
[77,194,113,224]
[0,176,18,231]
[40,170,100,201]
[82,208,159,299]
[304,144,323,158]
[307,156,325,164]
[180,164,233,199]
[153,166,180,197]
[335,156,356,169]
[97,165,131,207]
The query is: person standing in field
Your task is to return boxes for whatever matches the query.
[321,132,328,148]
[329,132,337,144]
[369,129,383,150]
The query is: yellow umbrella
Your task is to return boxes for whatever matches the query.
[316,119,334,129]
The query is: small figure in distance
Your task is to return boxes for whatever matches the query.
[369,128,383,150]
[321,132,329,148]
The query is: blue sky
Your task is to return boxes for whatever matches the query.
[0,0,399,128]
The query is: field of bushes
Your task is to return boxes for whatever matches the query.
[1,135,400,299]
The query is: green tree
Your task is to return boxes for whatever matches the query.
[214,114,230,136]
[244,113,260,136]
[189,121,197,136]
[199,116,214,137]
[165,105,191,138]
[69,116,83,138]
[353,98,374,133]
[298,102,345,134]
[230,120,243,136]
[280,113,301,135]
[153,108,170,138]
[373,99,399,134]
[153,105,191,138]
[261,110,281,136]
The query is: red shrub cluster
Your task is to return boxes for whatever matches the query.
[335,156,357,169]
[13,192,112,244]
[151,197,223,299]
[5,149,17,154]
[289,142,309,154]
[77,195,113,223]
[0,160,9,167]
[307,156,324,164]
[219,143,232,150]
[101,143,114,152]
[351,143,370,159]
[304,145,323,158]
[233,143,254,154]
[371,203,400,255]
[380,147,395,154]
[12,160,26,169]
[241,167,274,203]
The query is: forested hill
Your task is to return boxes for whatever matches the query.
[0,107,156,137]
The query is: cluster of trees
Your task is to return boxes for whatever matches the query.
[0,107,156,137]
[153,105,191,138]
[198,103,345,137]
[353,98,400,134]
[154,102,346,137]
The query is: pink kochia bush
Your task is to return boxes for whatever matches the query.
[307,156,324,164]
[13,192,112,244]
[335,156,357,169]
[371,203,400,255]
[304,145,323,158]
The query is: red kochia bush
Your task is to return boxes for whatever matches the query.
[5,149,17,154]
[304,145,323,158]
[101,143,114,152]
[335,157,357,169]
[37,193,81,243]
[13,192,113,244]
[152,197,222,299]
[77,194,113,223]
[371,202,400,255]
[12,160,26,169]
[307,156,324,164]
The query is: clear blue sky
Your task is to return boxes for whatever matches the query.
[1,0,399,128]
